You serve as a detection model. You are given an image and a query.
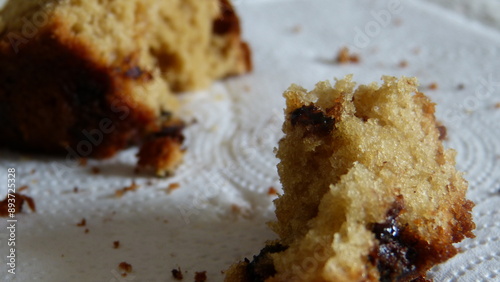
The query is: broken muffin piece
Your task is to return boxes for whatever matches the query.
[225,76,475,281]
[0,0,250,159]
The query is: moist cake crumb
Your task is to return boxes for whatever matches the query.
[113,241,120,249]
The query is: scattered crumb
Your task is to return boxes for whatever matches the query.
[172,267,183,280]
[494,102,500,109]
[243,85,251,92]
[114,181,140,198]
[336,47,360,64]
[18,185,29,192]
[121,273,128,277]
[436,123,448,141]
[231,204,241,214]
[398,60,408,68]
[76,218,86,227]
[78,158,88,166]
[166,182,181,194]
[73,187,79,193]
[119,262,132,273]
[113,241,120,249]
[146,180,154,186]
[268,187,278,196]
[457,84,465,90]
[393,17,403,26]
[164,219,169,224]
[412,47,421,55]
[0,193,36,217]
[428,82,438,90]
[291,25,302,33]
[91,166,101,174]
[30,169,36,174]
[194,271,207,282]
[61,254,64,257]
[84,228,89,234]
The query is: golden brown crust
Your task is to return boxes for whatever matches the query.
[0,19,157,158]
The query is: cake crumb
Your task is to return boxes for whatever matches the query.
[436,123,448,141]
[428,82,438,90]
[231,204,241,214]
[18,185,29,192]
[0,193,36,217]
[91,166,101,174]
[76,218,86,227]
[166,183,181,194]
[268,187,278,196]
[172,267,183,280]
[73,187,79,193]
[30,169,36,174]
[194,271,207,282]
[291,25,302,33]
[114,181,139,198]
[457,84,465,90]
[84,228,89,234]
[113,241,120,249]
[494,102,500,109]
[118,262,132,273]
[336,47,359,64]
[398,60,408,68]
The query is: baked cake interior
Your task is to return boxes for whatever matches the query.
[225,76,475,281]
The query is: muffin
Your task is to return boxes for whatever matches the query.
[0,0,250,160]
[225,76,475,281]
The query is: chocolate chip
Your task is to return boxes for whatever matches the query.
[290,105,335,135]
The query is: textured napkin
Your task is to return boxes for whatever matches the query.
[1,0,500,281]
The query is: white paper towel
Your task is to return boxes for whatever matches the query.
[1,0,499,281]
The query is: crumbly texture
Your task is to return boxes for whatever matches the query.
[225,76,475,282]
[136,119,185,176]
[0,0,250,158]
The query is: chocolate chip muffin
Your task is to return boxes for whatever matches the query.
[0,0,250,160]
[225,76,475,281]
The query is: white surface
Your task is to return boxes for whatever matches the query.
[1,0,500,281]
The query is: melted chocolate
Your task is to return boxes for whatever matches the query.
[246,243,288,282]
[290,105,335,135]
[153,124,185,143]
[369,197,418,282]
